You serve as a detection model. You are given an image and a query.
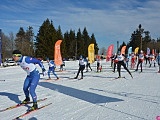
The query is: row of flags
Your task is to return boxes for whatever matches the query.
[0,35,157,66]
[54,39,157,66]
[0,29,2,65]
[106,45,157,62]
[54,40,95,66]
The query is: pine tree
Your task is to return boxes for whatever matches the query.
[82,27,90,57]
[90,33,99,55]
[35,19,57,60]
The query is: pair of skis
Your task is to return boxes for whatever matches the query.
[110,76,126,81]
[13,103,52,120]
[68,77,83,80]
[0,98,52,119]
[0,98,47,112]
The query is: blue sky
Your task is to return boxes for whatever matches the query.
[0,0,160,50]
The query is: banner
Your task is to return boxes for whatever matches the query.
[54,40,62,66]
[127,47,132,58]
[106,44,114,61]
[147,47,150,55]
[121,46,126,55]
[134,47,139,54]
[152,49,155,55]
[88,44,95,63]
[0,29,2,65]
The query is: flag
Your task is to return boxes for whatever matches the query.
[147,47,150,55]
[0,29,2,65]
[128,47,132,58]
[54,40,62,66]
[152,49,155,55]
[134,47,139,54]
[128,47,132,56]
[106,44,114,61]
[88,44,95,63]
[121,46,126,55]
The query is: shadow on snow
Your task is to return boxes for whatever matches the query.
[38,82,123,104]
[0,92,20,103]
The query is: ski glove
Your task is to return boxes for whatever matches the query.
[42,68,47,76]
[42,68,46,72]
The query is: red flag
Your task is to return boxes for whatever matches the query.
[106,44,114,61]
[152,49,155,55]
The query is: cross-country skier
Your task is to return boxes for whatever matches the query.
[97,58,102,72]
[149,54,156,67]
[131,52,136,69]
[145,54,150,65]
[60,59,65,71]
[112,53,118,72]
[12,50,46,111]
[46,58,59,80]
[135,50,144,72]
[85,57,92,72]
[74,56,85,79]
[110,54,115,67]
[156,53,160,72]
[117,52,133,78]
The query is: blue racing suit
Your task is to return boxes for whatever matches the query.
[17,56,45,102]
[47,60,58,79]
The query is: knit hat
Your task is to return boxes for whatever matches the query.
[12,50,22,57]
[79,55,83,59]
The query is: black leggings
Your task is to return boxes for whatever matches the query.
[136,60,143,72]
[117,61,132,77]
[75,65,85,78]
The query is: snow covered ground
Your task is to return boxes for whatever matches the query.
[0,60,160,120]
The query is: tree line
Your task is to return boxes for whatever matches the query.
[1,21,160,62]
[1,18,99,61]
[120,24,160,54]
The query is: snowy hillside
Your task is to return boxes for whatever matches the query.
[0,60,159,120]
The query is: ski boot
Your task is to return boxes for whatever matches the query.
[47,77,52,80]
[21,97,30,104]
[29,102,38,111]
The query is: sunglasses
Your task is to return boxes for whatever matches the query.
[12,54,22,57]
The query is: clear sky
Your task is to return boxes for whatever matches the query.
[0,0,160,50]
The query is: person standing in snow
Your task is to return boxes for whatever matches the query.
[60,59,65,71]
[156,53,160,72]
[74,56,85,79]
[131,52,136,69]
[145,54,150,65]
[117,52,133,78]
[110,54,115,67]
[149,54,156,67]
[135,50,144,72]
[12,50,46,111]
[46,58,59,80]
[112,53,118,72]
[97,58,102,72]
[85,57,92,72]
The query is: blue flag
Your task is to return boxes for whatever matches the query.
[128,47,132,59]
[0,29,2,65]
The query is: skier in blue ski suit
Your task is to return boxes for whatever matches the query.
[12,50,46,111]
[156,53,160,72]
[47,59,59,80]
